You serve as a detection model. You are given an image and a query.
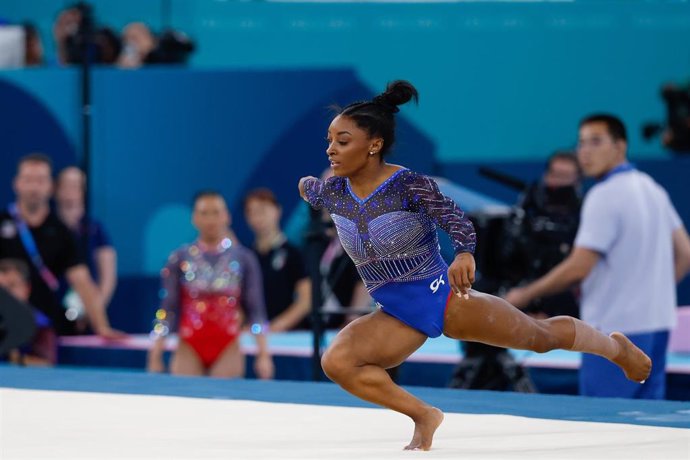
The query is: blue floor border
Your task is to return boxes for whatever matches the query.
[1,365,689,429]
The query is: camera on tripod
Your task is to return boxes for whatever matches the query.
[471,163,581,317]
[450,161,582,392]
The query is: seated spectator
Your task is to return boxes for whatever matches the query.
[52,5,83,65]
[22,22,44,66]
[118,22,195,68]
[52,5,122,65]
[94,27,122,64]
[55,167,117,331]
[117,22,155,68]
[147,191,274,379]
[244,188,311,332]
[0,258,56,365]
[0,153,123,338]
[146,29,195,65]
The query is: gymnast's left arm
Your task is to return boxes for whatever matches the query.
[411,175,477,298]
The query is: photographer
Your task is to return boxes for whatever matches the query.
[506,114,690,399]
[512,151,583,318]
[450,152,582,392]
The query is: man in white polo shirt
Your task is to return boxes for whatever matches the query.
[506,114,690,399]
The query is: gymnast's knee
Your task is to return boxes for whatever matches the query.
[321,347,351,383]
[530,338,558,354]
[532,316,574,353]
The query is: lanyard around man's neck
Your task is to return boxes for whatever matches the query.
[599,162,635,182]
[8,203,60,291]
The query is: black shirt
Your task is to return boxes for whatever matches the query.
[0,209,82,335]
[253,240,308,325]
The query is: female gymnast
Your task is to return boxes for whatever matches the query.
[298,80,651,451]
[147,191,274,379]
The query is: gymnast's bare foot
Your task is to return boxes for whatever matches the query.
[610,332,652,383]
[404,407,444,451]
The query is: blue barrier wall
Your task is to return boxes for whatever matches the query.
[3,1,690,161]
[0,68,436,275]
[1,1,689,314]
[1,67,689,306]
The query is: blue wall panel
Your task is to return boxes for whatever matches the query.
[0,68,436,275]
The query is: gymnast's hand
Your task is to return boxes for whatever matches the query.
[448,252,475,300]
[298,176,317,200]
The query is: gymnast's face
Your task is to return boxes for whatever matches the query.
[326,115,382,177]
[192,195,230,241]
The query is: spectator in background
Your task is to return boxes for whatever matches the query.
[145,29,195,65]
[506,114,690,399]
[117,22,195,68]
[244,188,311,332]
[52,5,82,65]
[541,151,582,189]
[449,151,583,391]
[22,22,44,66]
[52,4,122,65]
[55,167,117,331]
[0,154,122,339]
[117,22,155,68]
[0,258,56,365]
[147,191,274,379]
[94,27,121,64]
[514,151,582,319]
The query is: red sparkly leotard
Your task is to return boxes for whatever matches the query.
[152,237,267,367]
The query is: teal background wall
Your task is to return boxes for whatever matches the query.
[3,1,690,161]
[1,1,689,307]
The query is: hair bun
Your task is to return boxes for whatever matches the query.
[372,95,400,113]
[372,80,419,113]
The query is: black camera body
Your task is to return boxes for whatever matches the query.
[471,181,581,317]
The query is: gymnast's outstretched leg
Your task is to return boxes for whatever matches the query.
[443,290,652,383]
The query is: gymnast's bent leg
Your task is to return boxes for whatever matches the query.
[321,310,443,451]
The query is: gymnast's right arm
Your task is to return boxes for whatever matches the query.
[298,176,323,207]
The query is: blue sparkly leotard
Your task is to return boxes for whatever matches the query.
[303,168,476,337]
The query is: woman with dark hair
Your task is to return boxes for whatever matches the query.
[147,191,273,379]
[298,80,651,451]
